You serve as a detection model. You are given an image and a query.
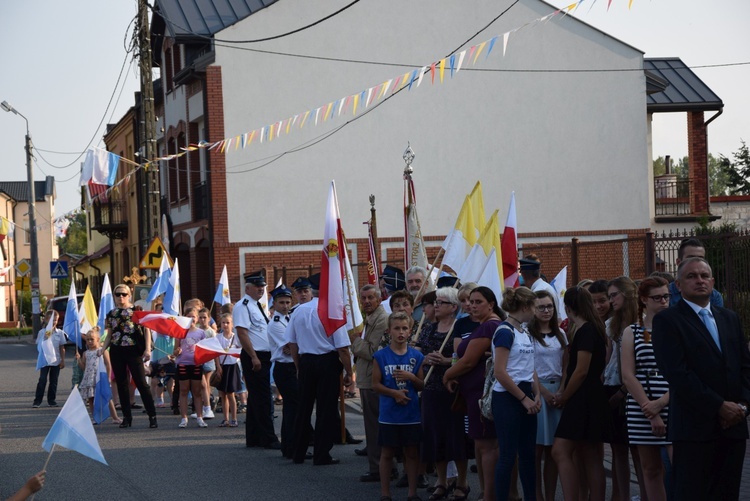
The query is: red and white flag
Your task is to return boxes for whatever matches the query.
[501,192,520,289]
[132,311,192,339]
[194,337,242,365]
[318,181,347,336]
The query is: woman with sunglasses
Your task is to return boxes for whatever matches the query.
[528,290,568,501]
[100,284,157,428]
[621,277,671,501]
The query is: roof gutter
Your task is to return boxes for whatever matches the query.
[705,109,723,127]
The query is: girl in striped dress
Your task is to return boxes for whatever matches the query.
[621,276,671,501]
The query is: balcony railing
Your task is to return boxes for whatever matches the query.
[654,176,692,217]
[92,199,128,240]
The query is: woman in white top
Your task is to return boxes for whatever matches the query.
[528,290,568,501]
[492,287,541,501]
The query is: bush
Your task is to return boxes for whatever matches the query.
[0,327,33,337]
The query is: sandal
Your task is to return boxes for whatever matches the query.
[111,417,123,425]
[219,420,229,427]
[450,485,471,501]
[229,420,239,427]
[429,485,448,500]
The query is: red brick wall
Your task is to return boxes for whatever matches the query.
[205,66,239,298]
[688,111,709,214]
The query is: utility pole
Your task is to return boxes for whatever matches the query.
[137,0,160,250]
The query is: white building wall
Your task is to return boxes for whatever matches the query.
[216,0,649,243]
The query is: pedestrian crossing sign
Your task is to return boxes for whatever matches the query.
[50,261,69,279]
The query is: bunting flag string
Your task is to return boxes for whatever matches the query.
[137,0,630,159]
[29,0,634,237]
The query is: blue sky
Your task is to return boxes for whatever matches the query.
[1,0,748,217]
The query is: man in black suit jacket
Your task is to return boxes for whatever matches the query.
[652,257,750,500]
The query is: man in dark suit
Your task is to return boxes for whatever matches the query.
[652,257,750,500]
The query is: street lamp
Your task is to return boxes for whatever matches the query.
[1,100,41,334]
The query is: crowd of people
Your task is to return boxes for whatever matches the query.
[29,237,750,501]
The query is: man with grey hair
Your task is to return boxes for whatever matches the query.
[350,283,389,482]
[406,265,430,324]
[652,257,750,500]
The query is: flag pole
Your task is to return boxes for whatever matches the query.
[29,444,54,500]
[339,374,346,445]
[423,318,457,384]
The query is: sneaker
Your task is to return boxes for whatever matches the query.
[190,413,198,419]
[203,407,215,419]
[197,418,208,428]
[32,402,41,408]
[48,402,58,407]
[179,418,188,428]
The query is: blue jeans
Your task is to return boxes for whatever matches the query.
[34,365,61,405]
[492,382,537,501]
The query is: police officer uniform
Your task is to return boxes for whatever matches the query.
[232,271,280,449]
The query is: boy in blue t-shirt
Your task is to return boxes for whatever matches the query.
[372,311,425,501]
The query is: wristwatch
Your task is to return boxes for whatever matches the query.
[739,402,749,417]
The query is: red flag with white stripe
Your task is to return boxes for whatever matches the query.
[194,337,242,365]
[132,311,192,339]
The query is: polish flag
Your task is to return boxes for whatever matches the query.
[194,337,242,365]
[501,192,520,289]
[132,311,192,339]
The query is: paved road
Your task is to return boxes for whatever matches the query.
[1,338,748,500]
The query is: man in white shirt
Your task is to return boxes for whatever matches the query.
[33,310,67,407]
[233,270,280,450]
[286,277,352,466]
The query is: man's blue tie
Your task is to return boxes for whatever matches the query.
[699,308,721,352]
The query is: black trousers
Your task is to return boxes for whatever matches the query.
[240,350,278,447]
[34,365,61,405]
[292,351,342,464]
[673,438,746,501]
[110,345,156,420]
[273,361,300,458]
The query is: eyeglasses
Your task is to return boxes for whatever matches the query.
[434,300,452,307]
[114,292,129,297]
[648,294,671,302]
[536,305,555,312]
[607,291,621,300]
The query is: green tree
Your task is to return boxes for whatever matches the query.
[57,212,87,256]
[721,140,750,195]
[709,153,731,196]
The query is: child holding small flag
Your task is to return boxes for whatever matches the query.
[76,327,121,424]
[33,311,66,408]
[372,311,425,501]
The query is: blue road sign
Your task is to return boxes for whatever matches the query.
[50,261,69,279]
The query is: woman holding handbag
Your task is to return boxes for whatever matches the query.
[100,284,157,429]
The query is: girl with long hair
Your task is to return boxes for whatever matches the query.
[621,277,671,501]
[551,287,611,501]
[528,290,568,501]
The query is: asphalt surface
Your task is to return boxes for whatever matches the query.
[3,338,748,500]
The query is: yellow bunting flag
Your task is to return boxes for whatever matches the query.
[473,42,486,64]
[439,59,445,83]
[352,94,359,116]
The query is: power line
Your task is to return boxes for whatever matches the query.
[155,0,361,44]
[33,17,138,170]
[226,1,521,175]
